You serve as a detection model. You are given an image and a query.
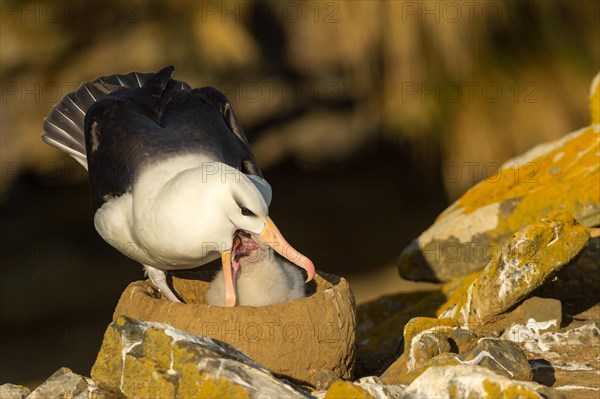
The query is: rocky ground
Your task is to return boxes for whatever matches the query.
[2,77,598,399]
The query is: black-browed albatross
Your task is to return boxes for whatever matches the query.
[41,66,315,306]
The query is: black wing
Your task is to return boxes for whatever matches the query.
[42,66,262,211]
[83,66,262,210]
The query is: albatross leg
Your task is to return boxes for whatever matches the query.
[144,265,182,302]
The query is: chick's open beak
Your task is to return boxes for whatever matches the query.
[220,217,315,308]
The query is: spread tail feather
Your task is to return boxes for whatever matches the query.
[41,66,189,169]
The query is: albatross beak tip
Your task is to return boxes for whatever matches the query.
[303,257,316,282]
[260,216,316,282]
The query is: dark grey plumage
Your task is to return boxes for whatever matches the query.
[42,66,262,211]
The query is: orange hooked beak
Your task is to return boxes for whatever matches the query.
[220,216,315,307]
[258,217,316,281]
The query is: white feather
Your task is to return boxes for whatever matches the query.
[41,135,88,169]
[94,153,271,271]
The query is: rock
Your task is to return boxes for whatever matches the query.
[379,352,410,384]
[438,211,589,324]
[322,381,373,399]
[503,322,600,399]
[352,376,405,399]
[313,377,406,399]
[399,94,600,282]
[19,367,118,399]
[459,338,532,381]
[503,322,600,363]
[355,289,446,376]
[379,317,459,384]
[91,316,308,399]
[311,369,342,391]
[382,330,531,386]
[468,211,589,323]
[112,272,355,386]
[533,236,600,314]
[446,328,478,354]
[402,317,459,355]
[402,365,564,399]
[26,367,88,399]
[407,331,451,371]
[486,297,562,337]
[388,353,463,385]
[0,384,30,399]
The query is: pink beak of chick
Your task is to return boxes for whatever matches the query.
[220,216,315,307]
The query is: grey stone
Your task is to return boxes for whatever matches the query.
[27,367,88,399]
[0,384,30,399]
[459,338,532,381]
[407,331,451,371]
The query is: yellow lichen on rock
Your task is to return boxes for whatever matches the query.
[436,271,481,319]
[456,125,599,225]
[437,211,590,325]
[591,72,600,124]
[324,381,374,399]
[91,316,307,398]
[481,379,542,399]
[143,328,173,370]
[403,317,459,354]
[122,353,176,399]
[176,370,250,399]
[90,320,126,393]
[469,210,589,323]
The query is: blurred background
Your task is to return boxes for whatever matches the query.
[1,0,598,388]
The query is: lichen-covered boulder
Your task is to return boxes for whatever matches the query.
[398,73,600,282]
[402,365,563,399]
[437,211,589,324]
[379,317,460,384]
[91,316,309,398]
[112,272,355,386]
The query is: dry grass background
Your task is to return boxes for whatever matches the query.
[0,0,598,387]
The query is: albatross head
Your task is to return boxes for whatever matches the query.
[215,163,316,307]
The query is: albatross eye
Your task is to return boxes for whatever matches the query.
[241,207,255,217]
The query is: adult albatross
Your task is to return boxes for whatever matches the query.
[41,66,315,306]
